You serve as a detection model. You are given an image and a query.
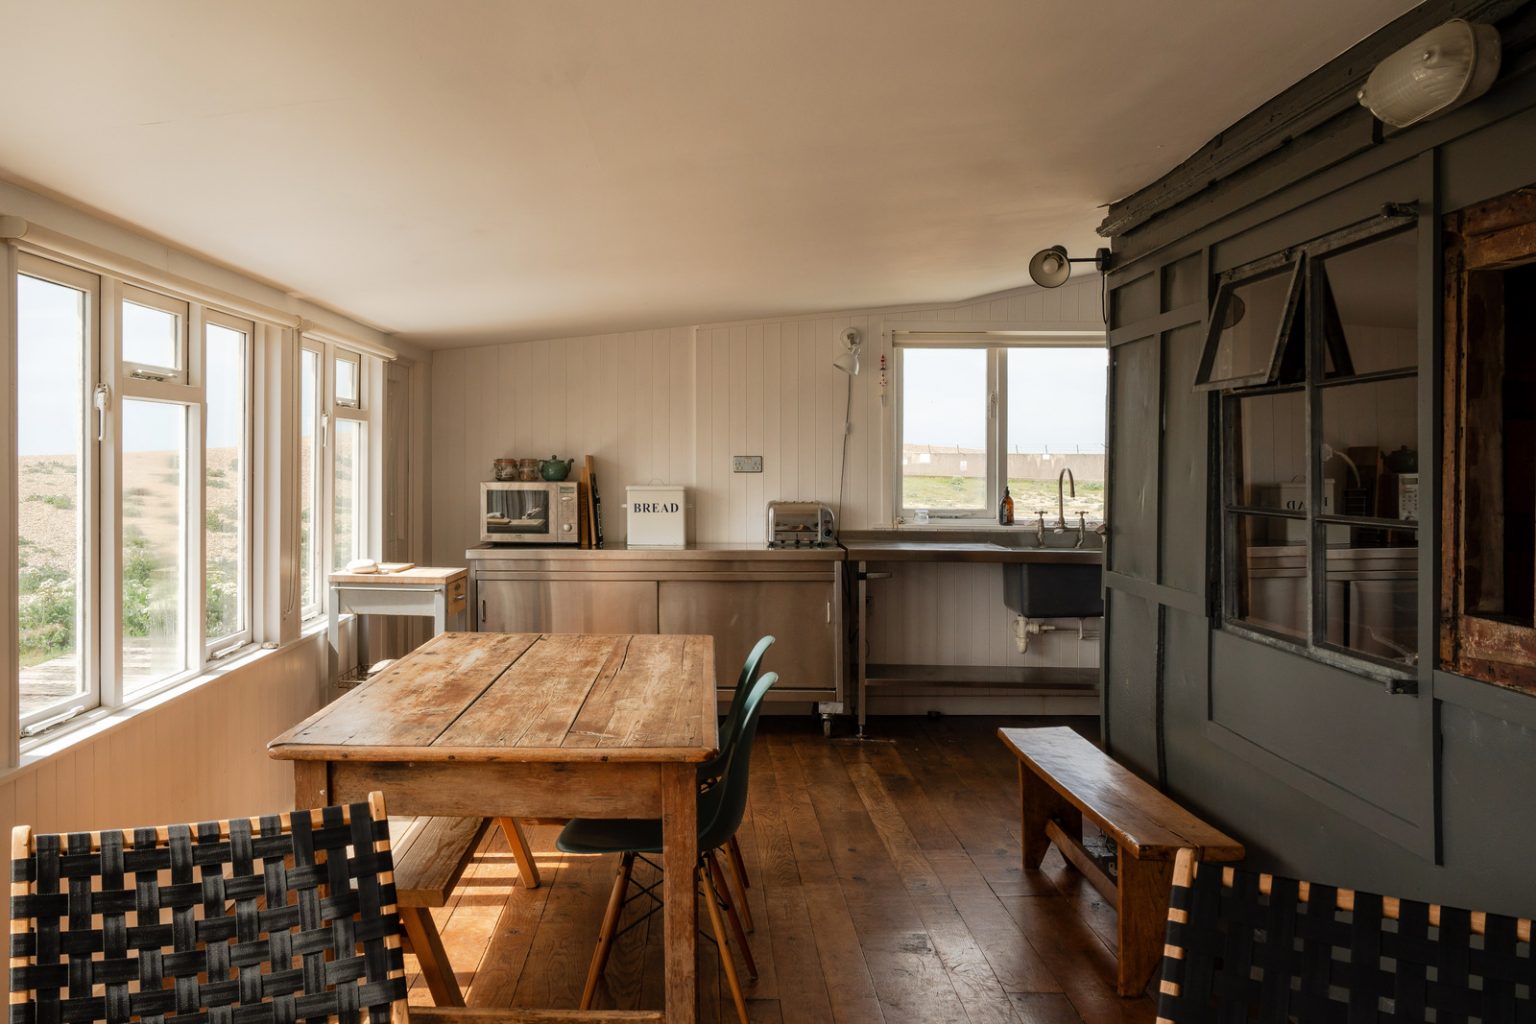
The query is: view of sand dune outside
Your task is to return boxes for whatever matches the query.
[17,270,246,718]
[900,346,1107,517]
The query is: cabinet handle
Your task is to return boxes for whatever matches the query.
[826,601,831,624]
[480,598,487,626]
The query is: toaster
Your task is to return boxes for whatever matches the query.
[766,501,838,548]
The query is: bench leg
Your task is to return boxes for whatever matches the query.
[1115,851,1174,998]
[1019,763,1082,870]
[496,817,542,889]
[399,906,465,1006]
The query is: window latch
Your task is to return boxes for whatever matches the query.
[128,368,168,382]
[989,391,998,421]
[21,705,85,739]
[93,383,111,441]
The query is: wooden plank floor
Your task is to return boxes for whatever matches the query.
[404,716,1157,1024]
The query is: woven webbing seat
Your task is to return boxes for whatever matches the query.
[1158,847,1536,1023]
[10,794,406,1024]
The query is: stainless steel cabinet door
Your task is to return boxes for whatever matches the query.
[657,580,836,694]
[478,579,659,634]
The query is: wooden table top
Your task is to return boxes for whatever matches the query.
[327,566,468,586]
[270,631,718,765]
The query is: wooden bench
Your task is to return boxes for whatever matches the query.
[391,816,543,1005]
[998,726,1244,997]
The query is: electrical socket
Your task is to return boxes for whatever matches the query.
[732,455,763,473]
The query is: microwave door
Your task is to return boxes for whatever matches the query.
[485,489,551,537]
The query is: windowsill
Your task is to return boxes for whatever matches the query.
[7,618,342,779]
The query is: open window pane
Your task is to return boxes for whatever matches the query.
[1229,390,1306,514]
[122,400,188,693]
[335,353,360,407]
[1005,347,1106,520]
[299,350,321,615]
[901,347,987,512]
[1196,261,1301,390]
[1321,229,1418,379]
[333,419,367,569]
[122,297,181,371]
[205,323,247,642]
[17,272,89,720]
[1230,512,1307,640]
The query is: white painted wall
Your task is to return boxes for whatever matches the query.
[426,276,1106,677]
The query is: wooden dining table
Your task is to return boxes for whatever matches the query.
[268,630,718,1024]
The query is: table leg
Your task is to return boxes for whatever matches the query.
[294,761,330,809]
[661,763,699,1024]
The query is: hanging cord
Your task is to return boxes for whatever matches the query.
[836,369,852,516]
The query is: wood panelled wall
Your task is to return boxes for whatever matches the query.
[426,279,1105,680]
[0,634,327,943]
[429,277,1104,556]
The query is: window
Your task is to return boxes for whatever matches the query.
[299,348,322,619]
[121,285,187,382]
[16,257,96,730]
[895,336,1107,523]
[1209,219,1419,680]
[11,253,267,736]
[204,313,251,648]
[300,339,374,615]
[120,399,188,694]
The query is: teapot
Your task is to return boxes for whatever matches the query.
[539,455,574,481]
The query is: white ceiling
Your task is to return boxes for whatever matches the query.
[0,1,1421,348]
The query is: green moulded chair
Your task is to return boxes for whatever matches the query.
[709,634,775,912]
[558,669,780,1024]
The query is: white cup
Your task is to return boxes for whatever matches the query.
[914,508,930,525]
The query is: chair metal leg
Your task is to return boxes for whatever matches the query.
[707,849,757,981]
[699,861,750,1024]
[723,837,753,933]
[398,906,464,1007]
[496,817,541,889]
[580,852,635,1010]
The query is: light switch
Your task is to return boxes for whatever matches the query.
[732,455,763,473]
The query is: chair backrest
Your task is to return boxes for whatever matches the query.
[10,794,407,1024]
[1158,847,1535,1023]
[700,671,778,851]
[715,635,775,759]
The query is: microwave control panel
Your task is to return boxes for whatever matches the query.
[555,482,580,539]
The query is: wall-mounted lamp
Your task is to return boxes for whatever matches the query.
[1357,18,1501,128]
[1028,245,1112,289]
[833,326,862,375]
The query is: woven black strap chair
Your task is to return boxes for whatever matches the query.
[10,794,662,1024]
[10,794,407,1024]
[1158,847,1535,1023]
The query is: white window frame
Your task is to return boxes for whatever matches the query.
[12,249,283,743]
[119,283,189,384]
[300,336,378,622]
[892,331,1107,524]
[298,342,325,622]
[15,254,102,735]
[201,308,254,657]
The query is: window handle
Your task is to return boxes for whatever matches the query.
[93,383,111,441]
[989,392,998,420]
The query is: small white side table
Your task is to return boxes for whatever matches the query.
[327,567,468,695]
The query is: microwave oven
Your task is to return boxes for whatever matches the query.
[480,481,580,544]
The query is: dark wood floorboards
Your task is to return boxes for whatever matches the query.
[405,715,1156,1024]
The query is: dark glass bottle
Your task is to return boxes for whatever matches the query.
[999,485,1014,525]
